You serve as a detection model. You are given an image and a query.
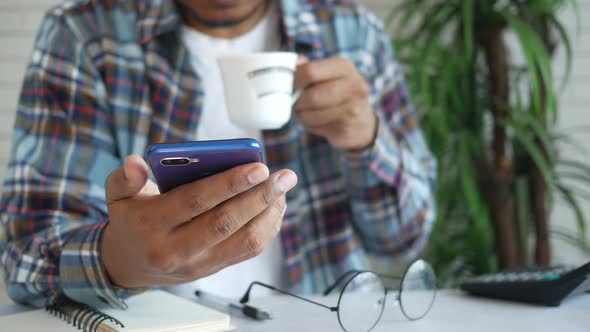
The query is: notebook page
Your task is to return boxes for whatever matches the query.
[99,290,230,332]
[0,309,75,331]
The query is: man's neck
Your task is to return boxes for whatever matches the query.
[179,1,271,39]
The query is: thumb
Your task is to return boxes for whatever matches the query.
[293,55,311,92]
[297,55,309,65]
[105,155,150,203]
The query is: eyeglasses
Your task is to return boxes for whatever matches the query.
[240,259,437,332]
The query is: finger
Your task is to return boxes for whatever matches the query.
[214,196,286,264]
[296,103,345,128]
[293,57,355,91]
[138,179,160,196]
[304,122,344,141]
[294,78,357,110]
[173,170,296,253]
[184,196,287,279]
[297,100,368,129]
[297,55,309,65]
[105,155,150,203]
[155,163,270,227]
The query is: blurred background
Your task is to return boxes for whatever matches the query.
[0,0,588,301]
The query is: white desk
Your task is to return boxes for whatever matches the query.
[0,290,588,331]
[231,290,589,332]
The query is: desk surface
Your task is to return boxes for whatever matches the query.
[231,290,589,332]
[0,290,588,331]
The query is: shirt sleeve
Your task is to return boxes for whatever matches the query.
[0,13,131,309]
[340,11,437,262]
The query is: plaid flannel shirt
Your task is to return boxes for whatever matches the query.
[0,0,436,309]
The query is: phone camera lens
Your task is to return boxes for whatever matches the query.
[161,158,190,166]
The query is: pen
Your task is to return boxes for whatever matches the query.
[194,289,272,320]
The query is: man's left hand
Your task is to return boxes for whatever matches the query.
[293,56,378,151]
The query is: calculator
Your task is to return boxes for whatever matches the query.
[460,261,590,306]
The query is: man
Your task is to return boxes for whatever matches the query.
[0,0,436,309]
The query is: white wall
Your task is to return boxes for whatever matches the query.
[550,2,590,264]
[0,0,587,282]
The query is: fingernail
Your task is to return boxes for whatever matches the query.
[297,55,309,64]
[247,166,268,185]
[276,172,297,192]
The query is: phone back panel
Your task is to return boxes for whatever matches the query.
[146,139,264,193]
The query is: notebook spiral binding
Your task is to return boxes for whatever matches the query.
[46,302,125,332]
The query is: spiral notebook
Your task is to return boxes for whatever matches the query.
[0,290,230,332]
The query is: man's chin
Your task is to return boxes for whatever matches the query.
[180,0,268,29]
[207,0,240,9]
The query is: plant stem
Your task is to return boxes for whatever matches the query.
[478,24,525,268]
[530,15,557,266]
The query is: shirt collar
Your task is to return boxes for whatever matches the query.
[135,0,321,52]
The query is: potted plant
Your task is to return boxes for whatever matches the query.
[389,0,589,284]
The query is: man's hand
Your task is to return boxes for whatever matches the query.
[101,155,297,289]
[293,56,378,151]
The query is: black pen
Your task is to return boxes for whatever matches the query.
[194,289,272,320]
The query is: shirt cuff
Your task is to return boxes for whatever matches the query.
[59,222,143,309]
[341,115,403,190]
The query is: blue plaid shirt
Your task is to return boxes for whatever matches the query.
[0,0,436,309]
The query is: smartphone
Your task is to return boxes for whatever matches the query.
[146,139,264,193]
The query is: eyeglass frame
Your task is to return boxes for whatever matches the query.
[239,259,437,332]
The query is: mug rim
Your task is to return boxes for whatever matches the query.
[217,52,297,60]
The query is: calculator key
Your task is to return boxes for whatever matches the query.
[542,273,561,281]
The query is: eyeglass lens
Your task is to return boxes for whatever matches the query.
[400,259,437,320]
[337,272,386,332]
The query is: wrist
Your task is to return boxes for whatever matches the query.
[59,222,128,309]
[101,222,133,289]
[345,112,379,153]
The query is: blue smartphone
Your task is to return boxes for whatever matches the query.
[146,139,264,193]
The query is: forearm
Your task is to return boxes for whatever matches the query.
[0,163,136,309]
[337,12,438,260]
[0,12,135,308]
[1,216,131,309]
[341,117,436,260]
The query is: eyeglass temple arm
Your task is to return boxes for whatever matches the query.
[322,270,362,296]
[239,281,337,312]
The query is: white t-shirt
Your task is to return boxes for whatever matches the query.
[168,4,285,299]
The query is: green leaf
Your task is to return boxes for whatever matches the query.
[459,140,480,219]
[502,13,540,113]
[386,0,422,38]
[556,184,588,239]
[551,226,590,254]
[502,11,557,120]
[552,132,588,155]
[557,186,590,202]
[509,110,555,164]
[462,0,475,57]
[411,8,461,116]
[387,0,426,33]
[565,0,582,35]
[526,0,561,15]
[558,159,590,175]
[515,177,530,259]
[557,171,590,185]
[548,15,573,90]
[418,41,438,116]
[458,138,492,245]
[511,125,556,192]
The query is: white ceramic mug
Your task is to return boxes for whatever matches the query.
[217,52,300,130]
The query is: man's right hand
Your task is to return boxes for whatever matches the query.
[101,155,297,289]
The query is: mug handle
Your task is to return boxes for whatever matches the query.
[292,89,303,106]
